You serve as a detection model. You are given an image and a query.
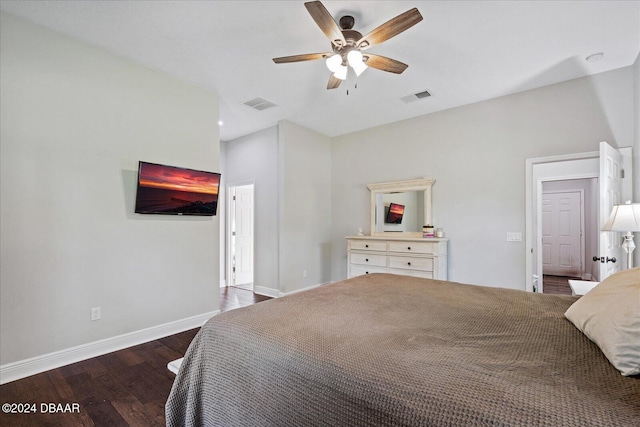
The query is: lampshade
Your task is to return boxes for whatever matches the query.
[351,60,368,76]
[347,50,368,76]
[333,64,348,80]
[325,54,342,72]
[601,202,640,232]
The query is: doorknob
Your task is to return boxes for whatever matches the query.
[593,256,617,263]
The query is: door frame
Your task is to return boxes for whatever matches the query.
[525,151,599,292]
[540,189,585,279]
[226,180,255,289]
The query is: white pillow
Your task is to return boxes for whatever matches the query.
[565,266,640,376]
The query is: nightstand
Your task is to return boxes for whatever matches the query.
[568,280,599,296]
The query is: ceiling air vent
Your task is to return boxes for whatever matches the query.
[400,89,432,104]
[243,97,277,111]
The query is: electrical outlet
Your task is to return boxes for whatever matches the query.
[91,307,101,321]
[303,270,308,278]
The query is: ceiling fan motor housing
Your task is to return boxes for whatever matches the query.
[339,15,355,30]
[333,27,364,61]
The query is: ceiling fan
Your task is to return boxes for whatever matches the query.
[273,1,423,90]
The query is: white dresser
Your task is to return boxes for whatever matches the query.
[346,236,448,280]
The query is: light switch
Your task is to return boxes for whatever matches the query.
[507,232,522,242]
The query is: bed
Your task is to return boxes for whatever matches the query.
[166,273,640,426]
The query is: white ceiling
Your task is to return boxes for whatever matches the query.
[1,1,639,141]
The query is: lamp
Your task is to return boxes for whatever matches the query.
[601,201,640,269]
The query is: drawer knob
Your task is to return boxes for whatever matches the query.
[365,258,369,262]
[365,244,369,248]
[407,246,411,250]
[365,271,369,274]
[407,262,411,266]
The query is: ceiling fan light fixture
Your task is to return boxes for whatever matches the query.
[273,2,424,90]
[352,60,368,76]
[326,54,342,72]
[347,50,363,66]
[347,50,367,76]
[334,64,348,80]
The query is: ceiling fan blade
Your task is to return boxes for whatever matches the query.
[305,1,346,47]
[327,74,342,90]
[273,53,330,64]
[363,54,408,74]
[356,8,423,50]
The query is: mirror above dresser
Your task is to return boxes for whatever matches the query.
[368,177,435,236]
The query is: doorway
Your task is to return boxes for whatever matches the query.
[525,142,633,293]
[227,183,254,291]
[541,183,597,295]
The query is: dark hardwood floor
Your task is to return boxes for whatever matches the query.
[0,286,270,427]
[220,285,271,312]
[542,275,576,295]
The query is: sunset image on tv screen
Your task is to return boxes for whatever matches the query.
[385,203,405,224]
[135,162,220,215]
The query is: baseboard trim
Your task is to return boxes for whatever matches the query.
[279,281,332,297]
[0,310,219,385]
[253,285,279,298]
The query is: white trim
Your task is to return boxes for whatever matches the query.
[368,177,435,236]
[253,285,280,298]
[278,281,332,297]
[525,151,599,292]
[226,180,256,290]
[0,310,219,385]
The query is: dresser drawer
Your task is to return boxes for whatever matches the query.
[349,264,388,277]
[350,253,387,267]
[389,269,433,279]
[388,241,435,254]
[349,240,387,252]
[389,256,433,271]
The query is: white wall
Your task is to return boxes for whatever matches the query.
[0,13,220,366]
[278,121,332,293]
[331,66,635,290]
[222,126,280,294]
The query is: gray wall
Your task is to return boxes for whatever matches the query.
[278,121,332,293]
[0,13,220,365]
[222,121,332,295]
[331,66,635,290]
[222,126,280,293]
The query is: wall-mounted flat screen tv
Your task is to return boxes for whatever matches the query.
[385,202,405,224]
[135,161,221,216]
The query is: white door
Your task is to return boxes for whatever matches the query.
[230,184,254,286]
[597,142,623,280]
[541,191,583,277]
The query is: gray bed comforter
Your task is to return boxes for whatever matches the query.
[166,273,640,426]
